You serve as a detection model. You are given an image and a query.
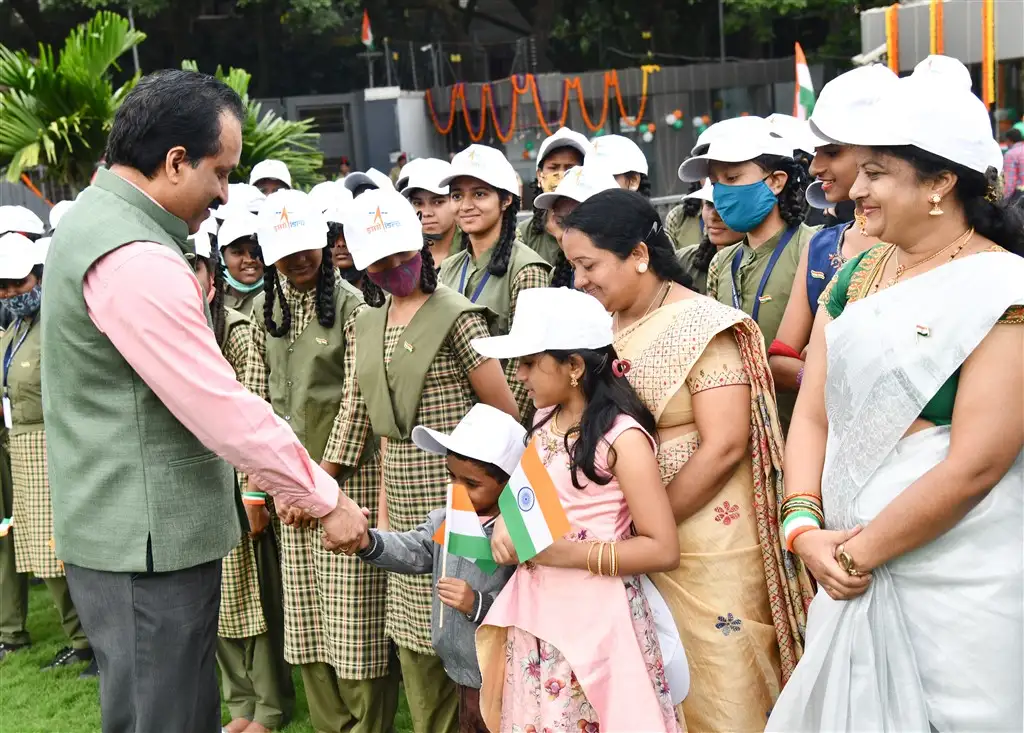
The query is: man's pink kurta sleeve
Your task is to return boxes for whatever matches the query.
[82,241,339,517]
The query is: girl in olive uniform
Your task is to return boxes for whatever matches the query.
[320,189,518,733]
[515,127,591,265]
[220,212,266,317]
[244,191,394,733]
[0,233,94,676]
[189,223,295,733]
[438,145,551,418]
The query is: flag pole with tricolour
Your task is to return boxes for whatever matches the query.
[498,439,570,562]
[794,42,815,121]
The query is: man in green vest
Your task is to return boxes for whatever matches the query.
[41,69,368,733]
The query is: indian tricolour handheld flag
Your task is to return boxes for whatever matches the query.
[360,9,374,50]
[794,42,815,120]
[432,483,497,575]
[499,439,570,562]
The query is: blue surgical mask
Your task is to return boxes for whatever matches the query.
[4,285,41,318]
[712,177,779,233]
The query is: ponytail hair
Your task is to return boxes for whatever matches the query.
[209,245,227,344]
[529,179,547,236]
[562,189,694,289]
[874,145,1024,257]
[692,233,717,275]
[753,154,809,228]
[313,245,336,329]
[526,345,656,490]
[637,173,652,198]
[487,193,521,277]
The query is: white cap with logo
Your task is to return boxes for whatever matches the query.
[438,145,519,196]
[585,135,648,176]
[0,233,47,279]
[343,188,423,271]
[471,288,613,360]
[537,127,593,169]
[808,64,901,148]
[412,403,527,477]
[219,210,260,250]
[0,206,45,236]
[678,117,794,182]
[533,166,619,210]
[249,159,292,189]
[256,190,328,266]
[343,168,396,194]
[401,158,455,198]
[309,181,354,222]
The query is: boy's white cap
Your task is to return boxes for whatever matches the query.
[584,134,648,176]
[765,113,827,156]
[48,200,75,231]
[839,56,1001,175]
[537,127,592,169]
[401,159,454,198]
[256,190,328,266]
[472,288,612,360]
[249,159,292,189]
[0,206,45,236]
[678,117,793,182]
[309,180,353,220]
[215,184,266,221]
[533,166,619,210]
[683,180,714,203]
[218,210,259,249]
[808,64,901,148]
[0,233,46,279]
[343,168,395,194]
[343,188,423,271]
[438,145,520,196]
[412,403,527,477]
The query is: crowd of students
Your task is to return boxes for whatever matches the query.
[1,53,1022,733]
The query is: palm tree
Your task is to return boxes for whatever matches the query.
[0,11,145,190]
[182,61,324,190]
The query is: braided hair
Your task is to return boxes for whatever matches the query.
[208,245,227,345]
[681,181,703,219]
[753,154,809,228]
[691,233,717,275]
[486,194,521,277]
[550,250,574,288]
[529,179,548,236]
[313,245,336,329]
[361,241,438,308]
[259,235,337,338]
[262,263,292,338]
[637,173,652,198]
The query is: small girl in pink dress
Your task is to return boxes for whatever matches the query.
[471,288,683,732]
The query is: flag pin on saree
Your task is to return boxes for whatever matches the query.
[916,324,931,338]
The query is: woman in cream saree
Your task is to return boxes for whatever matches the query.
[615,296,815,731]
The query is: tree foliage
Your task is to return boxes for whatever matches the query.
[0,10,144,186]
[181,60,324,189]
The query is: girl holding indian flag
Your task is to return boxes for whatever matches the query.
[472,287,684,732]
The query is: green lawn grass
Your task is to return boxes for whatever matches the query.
[1,584,414,732]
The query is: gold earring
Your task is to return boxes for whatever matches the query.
[928,194,944,216]
[570,373,579,388]
[637,262,649,274]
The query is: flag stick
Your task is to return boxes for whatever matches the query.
[439,481,453,629]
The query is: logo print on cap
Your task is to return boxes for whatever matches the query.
[365,205,402,234]
[273,206,303,232]
[572,168,585,185]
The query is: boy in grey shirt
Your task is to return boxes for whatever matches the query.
[356,404,526,733]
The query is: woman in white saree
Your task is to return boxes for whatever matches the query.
[768,56,1024,732]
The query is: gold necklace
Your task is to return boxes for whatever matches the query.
[614,281,670,333]
[888,228,974,286]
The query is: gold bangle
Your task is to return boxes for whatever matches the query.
[586,543,597,575]
[609,541,617,577]
[597,542,605,577]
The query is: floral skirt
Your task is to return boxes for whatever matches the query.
[500,576,682,732]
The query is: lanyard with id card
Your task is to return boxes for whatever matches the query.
[458,257,491,304]
[2,319,32,430]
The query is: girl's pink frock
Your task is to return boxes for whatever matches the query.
[476,411,682,732]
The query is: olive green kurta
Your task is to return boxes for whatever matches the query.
[516,215,562,265]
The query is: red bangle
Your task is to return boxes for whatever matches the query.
[768,339,802,360]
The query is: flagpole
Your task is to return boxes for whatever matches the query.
[439,481,453,629]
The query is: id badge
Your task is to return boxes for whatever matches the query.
[2,395,11,430]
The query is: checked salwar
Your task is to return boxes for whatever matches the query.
[243,277,389,680]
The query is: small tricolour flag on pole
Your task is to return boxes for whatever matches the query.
[794,42,815,121]
[498,439,570,562]
[361,9,374,50]
[432,483,497,574]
